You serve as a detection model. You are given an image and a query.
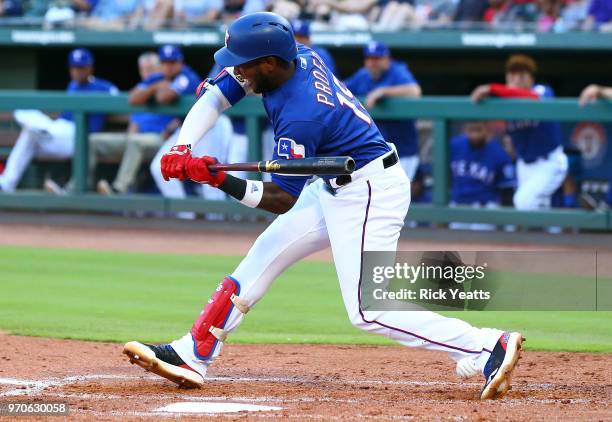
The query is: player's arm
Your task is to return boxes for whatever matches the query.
[219,174,298,214]
[471,83,539,103]
[154,80,180,104]
[365,83,421,109]
[160,68,250,181]
[184,157,298,214]
[579,84,612,107]
[128,77,164,105]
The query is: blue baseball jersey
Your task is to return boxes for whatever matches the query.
[131,66,200,133]
[311,45,336,76]
[168,64,201,96]
[60,76,119,133]
[450,134,515,205]
[130,73,175,133]
[206,44,391,197]
[506,84,562,163]
[608,173,612,206]
[344,60,419,157]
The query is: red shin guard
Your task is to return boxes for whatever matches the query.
[190,276,248,360]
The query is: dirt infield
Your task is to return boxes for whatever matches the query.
[0,334,610,421]
[1,214,611,420]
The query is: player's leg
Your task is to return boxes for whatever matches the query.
[513,147,568,210]
[0,129,40,192]
[321,161,519,398]
[109,132,162,194]
[126,180,331,385]
[60,132,127,192]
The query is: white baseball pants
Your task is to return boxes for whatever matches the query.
[0,110,75,192]
[172,152,502,377]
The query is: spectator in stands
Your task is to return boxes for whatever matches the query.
[96,45,198,195]
[128,0,160,29]
[0,49,118,193]
[0,0,23,16]
[291,19,337,74]
[310,0,417,31]
[413,0,457,28]
[584,0,612,31]
[221,0,268,22]
[86,0,139,30]
[535,0,561,31]
[44,0,97,28]
[579,83,612,208]
[454,0,488,25]
[449,120,515,230]
[485,0,539,30]
[471,54,568,211]
[171,0,222,27]
[552,0,590,32]
[344,41,422,180]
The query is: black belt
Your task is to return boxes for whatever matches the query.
[325,151,399,190]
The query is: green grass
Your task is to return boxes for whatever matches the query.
[0,246,610,352]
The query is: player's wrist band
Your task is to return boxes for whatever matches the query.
[218,175,263,208]
[240,180,264,208]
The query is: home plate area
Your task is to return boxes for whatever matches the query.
[0,335,610,420]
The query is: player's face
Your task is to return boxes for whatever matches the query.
[69,66,92,85]
[364,56,390,80]
[465,122,488,148]
[234,58,274,94]
[506,71,534,89]
[160,61,182,79]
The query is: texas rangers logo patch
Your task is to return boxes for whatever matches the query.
[277,138,305,159]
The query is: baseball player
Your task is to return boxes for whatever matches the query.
[0,48,118,193]
[471,54,568,211]
[123,12,522,400]
[344,41,422,181]
[96,45,198,196]
[449,120,515,231]
[579,83,612,207]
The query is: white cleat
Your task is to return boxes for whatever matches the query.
[123,341,204,389]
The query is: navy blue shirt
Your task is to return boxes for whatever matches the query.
[344,60,419,157]
[450,134,515,205]
[131,66,200,133]
[60,76,119,133]
[506,85,562,163]
[207,44,391,197]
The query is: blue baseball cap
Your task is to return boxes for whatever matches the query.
[363,41,390,58]
[291,19,310,37]
[68,48,94,67]
[158,44,183,62]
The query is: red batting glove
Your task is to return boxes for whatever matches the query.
[185,155,226,187]
[161,144,191,181]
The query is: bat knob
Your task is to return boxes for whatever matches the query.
[345,157,356,174]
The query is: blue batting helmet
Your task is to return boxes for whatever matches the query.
[214,12,297,67]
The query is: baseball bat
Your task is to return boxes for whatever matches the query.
[208,156,355,176]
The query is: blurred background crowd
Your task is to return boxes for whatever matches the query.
[0,0,611,33]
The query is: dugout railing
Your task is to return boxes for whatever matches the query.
[0,91,610,230]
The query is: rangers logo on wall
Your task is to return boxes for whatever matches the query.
[277,138,305,159]
[571,122,607,169]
